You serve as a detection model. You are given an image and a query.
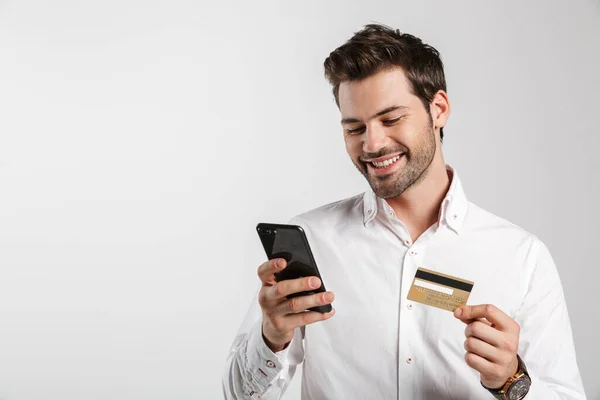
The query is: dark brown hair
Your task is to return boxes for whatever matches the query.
[323,23,447,141]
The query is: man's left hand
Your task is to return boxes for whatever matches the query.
[454,304,520,389]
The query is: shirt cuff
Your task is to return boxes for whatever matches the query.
[524,370,553,399]
[245,318,290,392]
[523,369,586,400]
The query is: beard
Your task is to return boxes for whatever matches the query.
[352,122,437,199]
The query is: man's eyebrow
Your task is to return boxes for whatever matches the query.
[341,105,410,125]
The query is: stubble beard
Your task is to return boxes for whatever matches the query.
[353,123,437,199]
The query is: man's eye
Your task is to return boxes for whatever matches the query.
[346,127,365,135]
[383,117,402,125]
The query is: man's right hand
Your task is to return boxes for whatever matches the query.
[257,258,336,353]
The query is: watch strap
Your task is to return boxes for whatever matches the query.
[481,354,529,399]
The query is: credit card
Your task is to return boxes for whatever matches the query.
[407,267,474,312]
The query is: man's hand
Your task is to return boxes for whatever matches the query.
[454,304,520,389]
[257,258,336,353]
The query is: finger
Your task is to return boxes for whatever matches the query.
[271,276,321,300]
[459,316,493,326]
[257,258,286,284]
[282,307,336,329]
[280,291,335,314]
[465,321,504,348]
[464,336,501,363]
[454,304,515,332]
[464,351,496,377]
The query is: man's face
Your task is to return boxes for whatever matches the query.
[338,68,437,199]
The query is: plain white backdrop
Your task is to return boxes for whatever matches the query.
[1,0,599,399]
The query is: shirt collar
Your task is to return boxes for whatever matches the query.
[362,165,469,234]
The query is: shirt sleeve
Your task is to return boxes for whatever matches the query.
[222,286,305,400]
[514,238,587,399]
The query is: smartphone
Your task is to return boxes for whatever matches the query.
[256,222,332,313]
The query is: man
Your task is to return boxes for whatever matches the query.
[222,24,586,399]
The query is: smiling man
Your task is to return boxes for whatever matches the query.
[222,24,586,399]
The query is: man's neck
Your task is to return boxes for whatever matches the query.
[385,158,451,242]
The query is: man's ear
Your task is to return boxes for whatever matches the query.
[430,90,450,130]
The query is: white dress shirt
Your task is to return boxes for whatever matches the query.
[223,166,586,399]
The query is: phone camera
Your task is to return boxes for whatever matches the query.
[265,229,272,235]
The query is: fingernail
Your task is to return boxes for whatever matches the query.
[454,308,462,317]
[309,277,320,288]
[276,259,284,268]
[324,292,334,302]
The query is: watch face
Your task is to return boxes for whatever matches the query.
[507,376,532,400]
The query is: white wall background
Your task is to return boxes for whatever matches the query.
[1,0,599,399]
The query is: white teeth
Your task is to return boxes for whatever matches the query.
[372,155,401,168]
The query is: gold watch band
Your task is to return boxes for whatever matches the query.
[481,355,531,399]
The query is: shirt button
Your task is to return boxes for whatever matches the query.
[453,214,458,219]
[407,304,413,310]
[406,357,413,364]
[409,250,416,256]
[367,209,372,214]
[266,360,276,368]
[405,240,411,245]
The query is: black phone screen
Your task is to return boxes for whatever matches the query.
[256,223,331,313]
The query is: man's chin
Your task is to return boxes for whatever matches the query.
[357,165,405,197]
[368,180,401,199]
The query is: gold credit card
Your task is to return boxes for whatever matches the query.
[407,267,474,312]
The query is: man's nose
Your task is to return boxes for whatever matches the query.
[363,125,387,154]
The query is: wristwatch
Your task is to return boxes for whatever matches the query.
[481,354,532,400]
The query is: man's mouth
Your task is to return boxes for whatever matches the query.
[368,154,404,169]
